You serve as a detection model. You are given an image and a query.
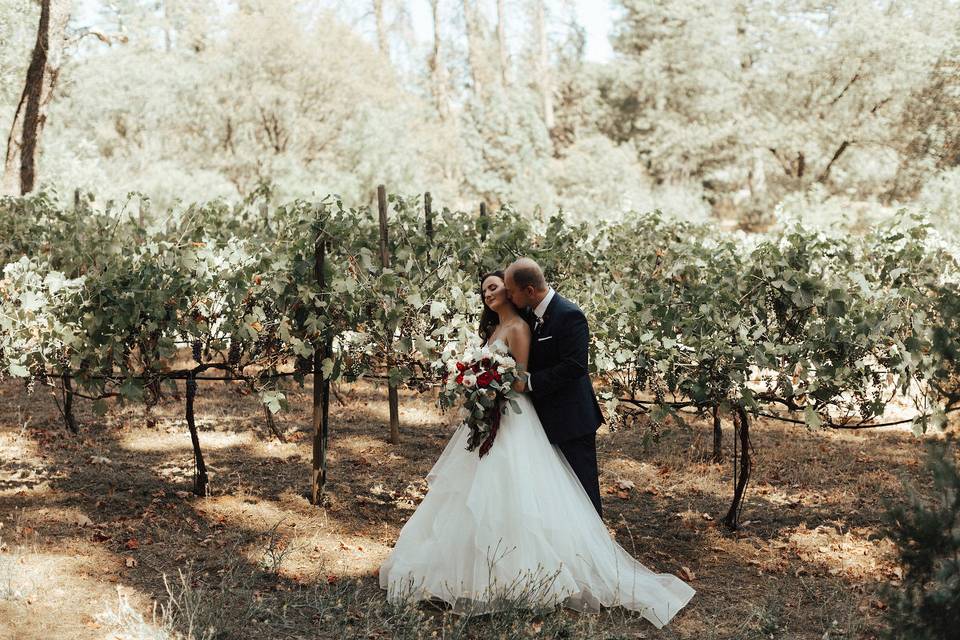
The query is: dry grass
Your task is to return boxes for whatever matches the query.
[0,375,946,639]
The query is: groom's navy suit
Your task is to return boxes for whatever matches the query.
[526,292,605,517]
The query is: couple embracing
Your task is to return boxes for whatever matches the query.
[379,258,695,629]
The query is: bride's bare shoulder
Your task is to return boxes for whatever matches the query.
[506,319,531,340]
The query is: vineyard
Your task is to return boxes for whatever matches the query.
[2,188,959,532]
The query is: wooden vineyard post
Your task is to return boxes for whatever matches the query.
[712,404,722,463]
[378,185,401,446]
[479,201,487,242]
[185,374,209,496]
[424,191,434,241]
[311,211,332,504]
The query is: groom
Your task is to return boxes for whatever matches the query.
[504,258,605,517]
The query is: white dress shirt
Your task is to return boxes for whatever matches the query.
[533,287,555,321]
[526,287,555,391]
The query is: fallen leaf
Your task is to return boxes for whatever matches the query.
[125,538,139,550]
[679,566,696,581]
[125,557,138,568]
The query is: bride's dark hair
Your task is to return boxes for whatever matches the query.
[478,270,506,342]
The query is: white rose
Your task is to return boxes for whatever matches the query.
[500,356,516,369]
[463,374,477,388]
[447,360,461,374]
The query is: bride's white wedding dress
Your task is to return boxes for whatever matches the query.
[378,358,695,628]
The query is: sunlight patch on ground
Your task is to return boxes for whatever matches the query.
[194,494,389,580]
[119,429,255,453]
[0,545,155,640]
[354,400,447,427]
[335,434,391,456]
[604,455,720,500]
[19,506,94,529]
[785,523,899,582]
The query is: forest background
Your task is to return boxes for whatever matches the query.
[3,0,960,230]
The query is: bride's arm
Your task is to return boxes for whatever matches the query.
[506,322,531,392]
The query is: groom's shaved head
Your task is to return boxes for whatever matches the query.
[506,258,548,292]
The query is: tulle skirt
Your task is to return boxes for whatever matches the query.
[378,394,695,628]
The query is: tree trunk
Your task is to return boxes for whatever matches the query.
[2,0,71,196]
[497,0,510,86]
[185,377,209,497]
[462,0,488,98]
[427,0,449,120]
[817,140,851,183]
[533,0,554,130]
[373,0,389,60]
[722,406,752,529]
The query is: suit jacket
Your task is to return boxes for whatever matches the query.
[527,292,604,444]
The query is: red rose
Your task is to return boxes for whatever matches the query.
[481,357,491,368]
[471,363,481,373]
[477,371,493,387]
[491,370,501,382]
[455,373,464,385]
[456,362,467,372]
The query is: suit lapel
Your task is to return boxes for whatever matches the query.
[534,293,562,338]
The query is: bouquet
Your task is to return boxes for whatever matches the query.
[435,340,524,457]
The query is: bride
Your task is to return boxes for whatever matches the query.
[378,270,695,628]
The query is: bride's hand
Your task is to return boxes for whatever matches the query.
[512,372,528,393]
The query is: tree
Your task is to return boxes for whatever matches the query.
[2,0,71,195]
[461,0,492,98]
[607,0,960,212]
[889,40,960,201]
[532,0,554,131]
[496,0,510,86]
[426,0,450,121]
[881,438,960,640]
[43,1,446,207]
[373,0,389,59]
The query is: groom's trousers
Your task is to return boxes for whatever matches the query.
[557,432,603,518]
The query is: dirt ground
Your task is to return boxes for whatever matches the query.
[0,375,941,639]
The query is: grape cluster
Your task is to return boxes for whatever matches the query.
[649,372,667,404]
[228,339,242,365]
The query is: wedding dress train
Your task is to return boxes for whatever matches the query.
[378,393,695,628]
